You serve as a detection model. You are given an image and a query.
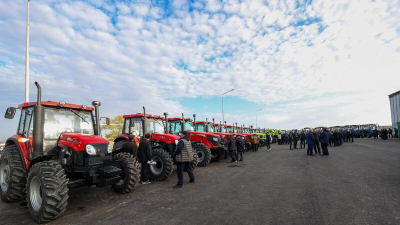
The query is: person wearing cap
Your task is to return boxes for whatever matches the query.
[122,134,138,158]
[138,133,153,184]
[173,131,195,188]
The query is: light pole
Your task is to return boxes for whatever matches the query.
[25,0,31,102]
[256,108,263,128]
[222,89,234,127]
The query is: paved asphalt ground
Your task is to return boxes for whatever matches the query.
[1,138,399,225]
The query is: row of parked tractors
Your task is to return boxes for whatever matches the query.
[0,82,268,223]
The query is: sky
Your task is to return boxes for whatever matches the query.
[0,0,399,141]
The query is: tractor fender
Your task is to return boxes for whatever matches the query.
[29,155,57,168]
[5,137,28,170]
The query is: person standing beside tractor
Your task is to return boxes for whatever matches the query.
[173,131,195,188]
[123,134,138,157]
[227,135,238,162]
[252,134,259,152]
[138,133,153,184]
[266,134,272,151]
[236,135,245,161]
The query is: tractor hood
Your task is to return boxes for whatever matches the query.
[59,133,108,151]
[188,131,219,138]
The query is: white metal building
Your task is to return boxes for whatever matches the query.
[389,90,400,129]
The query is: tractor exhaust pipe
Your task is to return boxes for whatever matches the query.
[143,107,147,137]
[33,81,44,159]
[219,121,222,133]
[224,121,227,132]
[181,113,185,132]
[193,114,196,131]
[206,118,208,132]
[92,101,101,136]
[212,118,215,131]
[164,112,169,133]
[235,123,238,133]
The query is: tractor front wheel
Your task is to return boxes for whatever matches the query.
[0,145,27,203]
[149,148,173,181]
[112,153,140,194]
[193,143,211,167]
[27,161,69,223]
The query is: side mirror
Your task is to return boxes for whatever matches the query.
[4,107,16,119]
[105,118,110,125]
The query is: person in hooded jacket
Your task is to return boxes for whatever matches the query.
[138,133,153,184]
[172,131,195,188]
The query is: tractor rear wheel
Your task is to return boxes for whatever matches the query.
[112,153,140,194]
[0,145,28,202]
[27,161,69,223]
[193,143,211,167]
[149,148,173,181]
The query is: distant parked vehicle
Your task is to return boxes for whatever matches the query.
[0,142,4,154]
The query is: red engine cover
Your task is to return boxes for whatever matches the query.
[58,133,109,151]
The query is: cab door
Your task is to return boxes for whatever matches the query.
[17,107,34,160]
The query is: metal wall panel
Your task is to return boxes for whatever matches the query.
[389,93,400,129]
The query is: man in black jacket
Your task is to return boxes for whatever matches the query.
[300,131,306,149]
[313,130,322,155]
[227,135,237,162]
[319,128,329,156]
[236,136,245,161]
[138,133,153,184]
[266,134,272,151]
[122,134,138,158]
[293,132,298,149]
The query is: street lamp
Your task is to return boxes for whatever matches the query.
[256,108,263,128]
[25,0,31,102]
[222,89,234,127]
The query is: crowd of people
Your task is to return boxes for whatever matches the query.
[372,127,398,140]
[275,128,358,155]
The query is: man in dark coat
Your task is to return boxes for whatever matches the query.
[227,135,237,162]
[236,136,245,161]
[289,132,293,150]
[300,131,306,149]
[293,132,298,149]
[306,130,315,156]
[333,131,339,146]
[350,130,354,142]
[173,131,195,188]
[319,128,329,156]
[329,131,333,146]
[266,134,272,151]
[388,128,393,138]
[394,128,399,138]
[313,130,321,155]
[122,134,138,157]
[138,133,153,184]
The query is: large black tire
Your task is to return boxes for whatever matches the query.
[112,153,140,194]
[27,161,69,223]
[190,150,198,170]
[0,145,28,202]
[193,143,211,167]
[112,140,127,151]
[149,148,173,181]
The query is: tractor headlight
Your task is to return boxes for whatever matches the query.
[175,140,179,145]
[107,144,113,153]
[85,145,96,155]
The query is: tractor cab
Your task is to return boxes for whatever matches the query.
[195,121,214,133]
[121,113,165,137]
[168,116,225,166]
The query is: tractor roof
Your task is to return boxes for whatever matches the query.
[168,117,193,122]
[123,113,164,119]
[195,121,209,124]
[18,101,94,111]
[226,125,233,128]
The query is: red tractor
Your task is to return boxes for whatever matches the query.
[167,114,224,166]
[0,82,140,223]
[195,119,229,160]
[112,108,198,181]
